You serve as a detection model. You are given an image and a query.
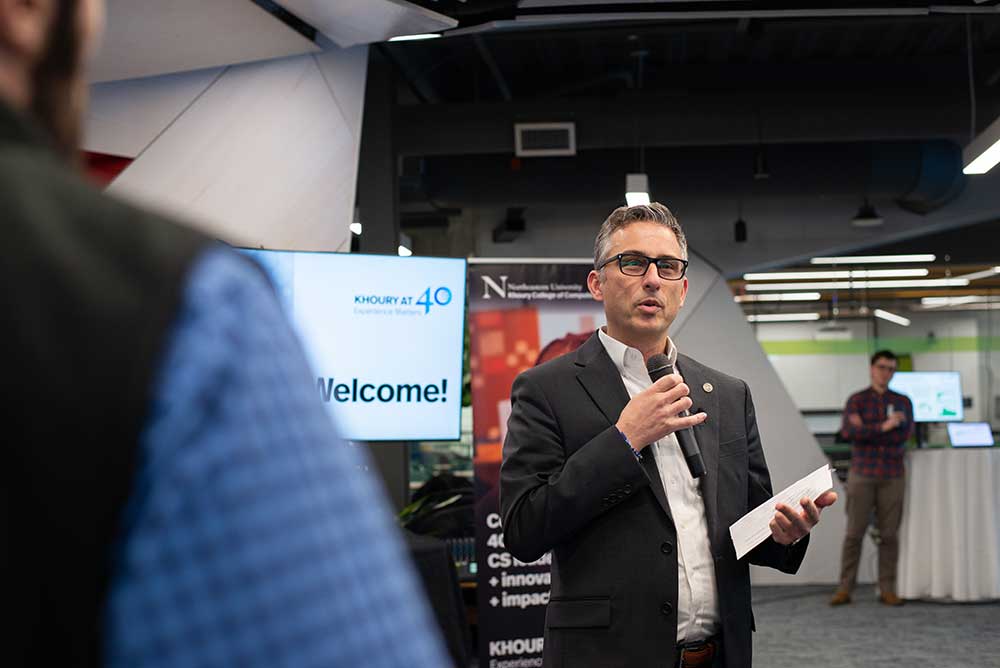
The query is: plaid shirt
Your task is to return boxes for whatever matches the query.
[104,248,448,668]
[840,387,914,479]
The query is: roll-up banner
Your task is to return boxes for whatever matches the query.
[468,261,605,667]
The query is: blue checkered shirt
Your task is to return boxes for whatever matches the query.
[103,247,449,668]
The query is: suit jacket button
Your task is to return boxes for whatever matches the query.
[660,602,673,616]
[623,484,632,493]
[661,541,673,555]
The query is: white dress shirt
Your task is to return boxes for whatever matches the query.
[598,328,720,644]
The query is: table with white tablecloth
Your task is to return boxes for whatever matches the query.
[897,448,1000,601]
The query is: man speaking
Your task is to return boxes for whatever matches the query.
[500,203,837,668]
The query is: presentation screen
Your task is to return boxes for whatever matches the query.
[888,371,964,423]
[240,248,467,441]
[947,422,995,448]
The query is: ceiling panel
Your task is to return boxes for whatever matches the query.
[89,0,320,83]
[279,0,456,47]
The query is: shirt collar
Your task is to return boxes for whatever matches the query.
[598,327,678,380]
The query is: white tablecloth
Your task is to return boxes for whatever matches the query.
[898,448,1000,601]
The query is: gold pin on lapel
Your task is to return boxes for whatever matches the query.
[703,382,714,393]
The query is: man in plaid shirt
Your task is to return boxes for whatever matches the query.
[830,350,913,607]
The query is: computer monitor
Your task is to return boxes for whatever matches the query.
[238,248,468,442]
[888,371,964,422]
[947,422,996,448]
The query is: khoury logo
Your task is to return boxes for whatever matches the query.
[353,286,453,314]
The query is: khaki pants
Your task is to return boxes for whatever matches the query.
[837,471,906,594]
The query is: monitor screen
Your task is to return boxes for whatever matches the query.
[947,422,995,448]
[240,248,467,441]
[888,371,964,423]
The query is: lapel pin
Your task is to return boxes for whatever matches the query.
[703,382,714,393]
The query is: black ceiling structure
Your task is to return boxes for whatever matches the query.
[374,1,1000,281]
[393,2,1000,108]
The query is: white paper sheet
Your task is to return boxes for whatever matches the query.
[728,464,833,560]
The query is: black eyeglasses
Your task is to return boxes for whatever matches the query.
[596,253,689,280]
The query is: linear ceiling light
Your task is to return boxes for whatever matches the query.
[873,309,912,327]
[920,296,987,308]
[734,292,822,302]
[747,313,821,322]
[954,266,1000,281]
[743,268,928,281]
[810,254,936,265]
[963,115,1000,175]
[388,33,442,42]
[921,302,1000,312]
[745,278,970,291]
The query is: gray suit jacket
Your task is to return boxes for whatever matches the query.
[500,332,807,668]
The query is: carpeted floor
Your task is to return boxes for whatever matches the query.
[752,585,1000,668]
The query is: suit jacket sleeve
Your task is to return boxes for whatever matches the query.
[499,370,648,563]
[742,381,810,572]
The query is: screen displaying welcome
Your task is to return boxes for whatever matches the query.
[241,248,468,441]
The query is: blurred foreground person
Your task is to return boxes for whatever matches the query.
[1,1,448,666]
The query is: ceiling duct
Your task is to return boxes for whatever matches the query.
[875,140,968,215]
[861,140,966,216]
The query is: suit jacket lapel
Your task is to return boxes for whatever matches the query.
[676,354,721,551]
[574,333,673,521]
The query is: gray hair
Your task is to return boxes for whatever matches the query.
[593,202,688,268]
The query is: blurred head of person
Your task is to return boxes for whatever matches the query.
[869,349,898,393]
[0,0,105,158]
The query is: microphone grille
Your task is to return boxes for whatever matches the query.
[646,353,673,381]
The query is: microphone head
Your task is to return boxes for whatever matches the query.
[646,353,673,382]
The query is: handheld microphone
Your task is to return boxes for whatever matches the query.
[646,353,706,479]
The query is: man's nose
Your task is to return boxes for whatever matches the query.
[641,262,661,288]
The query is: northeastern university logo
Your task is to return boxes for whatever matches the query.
[353,286,453,316]
[479,273,590,302]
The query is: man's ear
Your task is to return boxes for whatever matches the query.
[0,0,56,63]
[587,269,604,302]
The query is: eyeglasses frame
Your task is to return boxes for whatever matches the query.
[596,253,690,281]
